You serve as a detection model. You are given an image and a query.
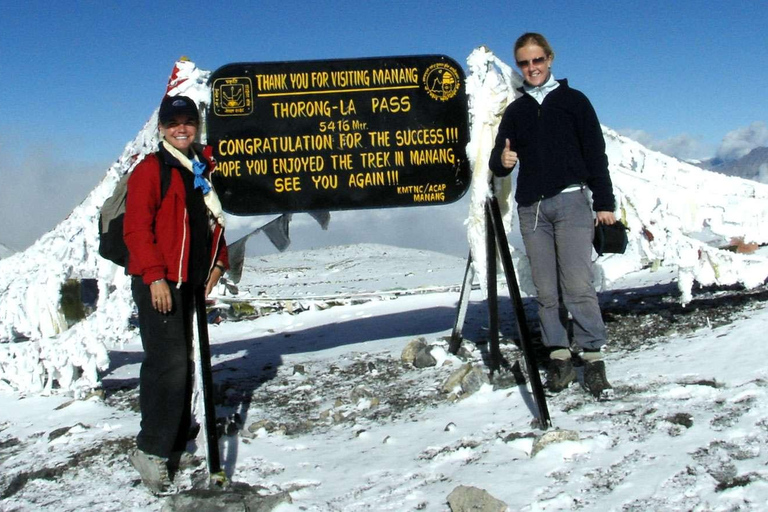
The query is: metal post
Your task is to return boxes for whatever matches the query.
[487,197,551,428]
[449,251,476,355]
[485,203,502,372]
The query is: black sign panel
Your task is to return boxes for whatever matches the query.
[207,55,470,215]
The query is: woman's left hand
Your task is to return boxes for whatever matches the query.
[596,211,616,225]
[205,264,225,297]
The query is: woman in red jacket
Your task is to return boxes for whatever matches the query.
[124,95,228,494]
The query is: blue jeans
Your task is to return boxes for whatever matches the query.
[518,189,606,351]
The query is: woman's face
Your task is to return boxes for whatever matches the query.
[160,115,198,154]
[515,43,552,87]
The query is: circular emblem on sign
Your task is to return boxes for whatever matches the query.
[423,63,461,102]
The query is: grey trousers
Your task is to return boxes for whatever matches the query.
[518,189,606,351]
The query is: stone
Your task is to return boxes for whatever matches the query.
[459,365,489,396]
[161,483,291,512]
[413,347,437,368]
[441,364,489,399]
[442,363,473,394]
[446,485,507,512]
[401,337,428,365]
[530,429,580,457]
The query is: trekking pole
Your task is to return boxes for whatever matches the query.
[194,288,229,487]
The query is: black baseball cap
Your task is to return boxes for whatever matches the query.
[158,95,199,125]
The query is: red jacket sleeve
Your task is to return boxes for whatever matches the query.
[124,155,167,284]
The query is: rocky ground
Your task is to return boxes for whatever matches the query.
[102,280,768,439]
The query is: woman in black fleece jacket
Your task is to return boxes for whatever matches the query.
[489,32,616,399]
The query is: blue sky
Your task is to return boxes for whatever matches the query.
[1,0,766,250]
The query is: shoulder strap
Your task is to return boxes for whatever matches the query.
[155,151,173,200]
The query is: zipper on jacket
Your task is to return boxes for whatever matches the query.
[176,208,187,288]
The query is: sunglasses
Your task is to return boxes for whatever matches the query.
[516,56,548,68]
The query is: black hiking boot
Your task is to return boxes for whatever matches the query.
[546,357,576,392]
[584,360,613,399]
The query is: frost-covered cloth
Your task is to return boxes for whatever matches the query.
[124,146,228,286]
[489,79,615,212]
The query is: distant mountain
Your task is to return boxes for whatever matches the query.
[700,147,768,183]
[0,243,14,260]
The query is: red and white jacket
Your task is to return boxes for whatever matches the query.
[124,148,228,286]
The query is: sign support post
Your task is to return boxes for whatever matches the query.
[450,196,551,429]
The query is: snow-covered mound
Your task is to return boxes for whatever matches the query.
[2,51,768,395]
[0,59,211,395]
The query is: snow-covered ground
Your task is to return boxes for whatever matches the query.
[3,245,768,511]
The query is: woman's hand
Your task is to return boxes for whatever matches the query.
[150,278,172,313]
[501,139,518,169]
[205,263,226,297]
[596,211,616,225]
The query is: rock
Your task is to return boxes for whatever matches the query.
[441,364,489,399]
[666,412,694,428]
[161,483,292,512]
[530,429,580,457]
[413,347,437,368]
[48,423,88,442]
[446,485,507,512]
[247,419,276,435]
[500,431,536,443]
[442,363,473,394]
[459,366,489,396]
[401,337,428,365]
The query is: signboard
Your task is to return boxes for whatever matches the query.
[207,55,470,215]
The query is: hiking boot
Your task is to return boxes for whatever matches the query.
[129,448,177,495]
[584,360,613,399]
[546,357,576,392]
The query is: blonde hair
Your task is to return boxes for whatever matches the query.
[514,32,555,62]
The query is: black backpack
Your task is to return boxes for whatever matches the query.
[98,153,171,267]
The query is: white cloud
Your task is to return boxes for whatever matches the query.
[716,121,768,161]
[617,129,712,161]
[0,139,105,250]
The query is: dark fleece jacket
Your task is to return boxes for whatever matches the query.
[489,79,615,212]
